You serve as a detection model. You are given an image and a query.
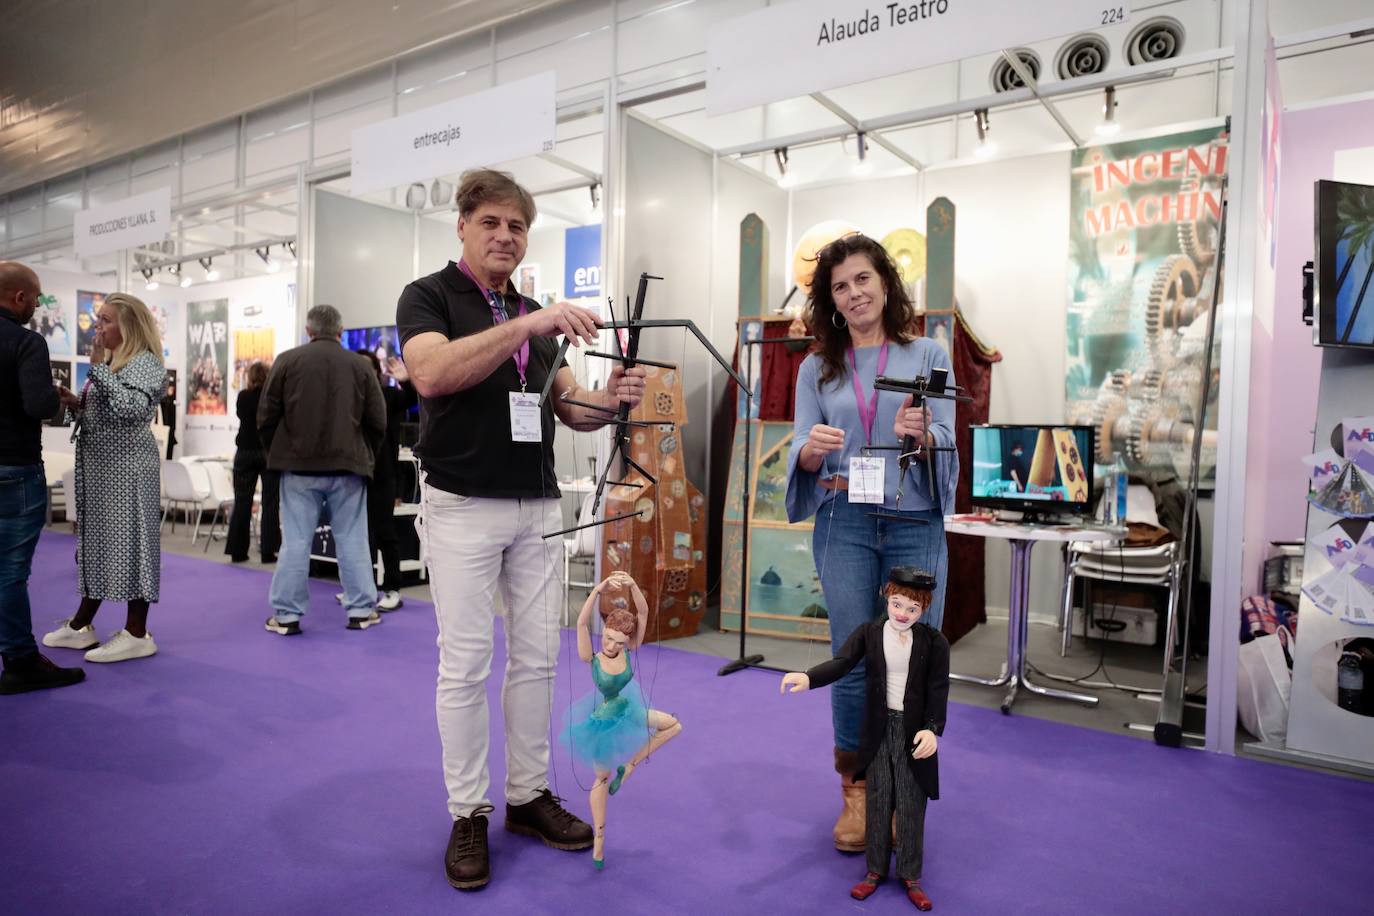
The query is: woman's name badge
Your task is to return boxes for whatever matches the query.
[509,392,542,442]
[849,456,884,504]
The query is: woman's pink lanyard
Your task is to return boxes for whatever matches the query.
[458,259,529,390]
[847,342,889,446]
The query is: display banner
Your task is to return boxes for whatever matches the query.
[706,0,1123,116]
[350,71,557,195]
[563,224,602,299]
[186,298,229,417]
[73,187,170,258]
[1065,126,1228,481]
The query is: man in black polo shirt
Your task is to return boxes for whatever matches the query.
[397,169,645,891]
[0,260,85,695]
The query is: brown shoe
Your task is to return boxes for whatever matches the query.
[851,871,884,900]
[903,879,933,911]
[445,805,493,890]
[505,789,594,850]
[834,748,866,852]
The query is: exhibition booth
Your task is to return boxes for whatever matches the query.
[5,0,1374,781]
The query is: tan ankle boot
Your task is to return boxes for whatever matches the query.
[833,748,866,852]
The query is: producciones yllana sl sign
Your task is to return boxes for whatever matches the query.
[73,186,171,258]
[706,0,1126,116]
[350,71,558,196]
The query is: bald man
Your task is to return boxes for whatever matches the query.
[0,261,84,695]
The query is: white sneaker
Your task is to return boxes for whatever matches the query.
[378,590,403,611]
[334,592,345,605]
[42,618,99,650]
[84,630,158,663]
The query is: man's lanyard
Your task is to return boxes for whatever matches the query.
[847,341,890,446]
[458,259,529,389]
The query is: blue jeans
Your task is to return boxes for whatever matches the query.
[269,473,376,622]
[812,493,948,752]
[0,464,47,659]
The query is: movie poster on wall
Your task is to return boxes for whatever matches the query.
[186,298,229,416]
[75,290,106,356]
[1065,127,1228,482]
[28,292,74,355]
[232,326,275,391]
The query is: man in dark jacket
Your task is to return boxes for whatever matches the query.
[0,261,84,694]
[782,567,949,911]
[258,304,385,635]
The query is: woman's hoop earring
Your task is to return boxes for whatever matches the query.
[831,311,848,330]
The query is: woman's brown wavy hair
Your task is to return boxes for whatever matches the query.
[803,234,917,387]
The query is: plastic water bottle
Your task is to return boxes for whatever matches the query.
[1101,468,1116,526]
[1114,454,1128,526]
[1338,651,1364,713]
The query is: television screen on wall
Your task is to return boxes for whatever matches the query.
[342,325,404,387]
[1314,179,1374,349]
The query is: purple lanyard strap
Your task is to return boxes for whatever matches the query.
[459,259,529,388]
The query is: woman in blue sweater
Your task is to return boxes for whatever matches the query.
[785,233,957,853]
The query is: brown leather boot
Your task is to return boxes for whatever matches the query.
[833,748,866,853]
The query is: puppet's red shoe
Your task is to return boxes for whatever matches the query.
[903,879,933,911]
[850,872,884,900]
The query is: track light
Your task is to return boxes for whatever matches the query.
[973,108,997,159]
[774,147,794,187]
[284,241,297,267]
[176,264,193,289]
[199,257,220,282]
[853,132,873,175]
[589,182,601,210]
[141,268,158,291]
[1095,86,1121,137]
[430,179,451,208]
[256,247,280,274]
[405,182,427,209]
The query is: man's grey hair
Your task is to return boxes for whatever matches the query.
[306,304,343,339]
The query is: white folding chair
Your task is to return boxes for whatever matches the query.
[562,490,600,626]
[200,461,237,552]
[161,460,210,537]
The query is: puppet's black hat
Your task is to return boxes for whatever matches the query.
[889,566,936,591]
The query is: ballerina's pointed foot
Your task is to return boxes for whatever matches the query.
[608,765,627,796]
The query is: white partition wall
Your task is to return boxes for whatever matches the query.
[312,190,419,330]
[620,115,715,486]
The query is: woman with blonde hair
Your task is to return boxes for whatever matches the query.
[44,293,168,663]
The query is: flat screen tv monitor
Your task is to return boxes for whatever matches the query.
[971,425,1095,521]
[1314,179,1374,349]
[342,325,404,387]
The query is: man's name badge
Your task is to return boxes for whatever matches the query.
[510,392,541,443]
[849,456,884,504]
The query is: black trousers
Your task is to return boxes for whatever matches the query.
[368,473,401,592]
[226,449,281,560]
[866,711,929,882]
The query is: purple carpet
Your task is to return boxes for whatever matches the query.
[3,531,1371,914]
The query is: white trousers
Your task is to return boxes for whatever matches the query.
[418,481,564,819]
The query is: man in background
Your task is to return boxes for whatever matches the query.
[0,261,84,694]
[258,304,386,635]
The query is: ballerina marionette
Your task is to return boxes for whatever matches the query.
[560,571,682,869]
[781,566,949,912]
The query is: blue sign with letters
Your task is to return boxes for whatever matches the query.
[563,224,602,299]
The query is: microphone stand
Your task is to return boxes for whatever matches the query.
[719,333,814,677]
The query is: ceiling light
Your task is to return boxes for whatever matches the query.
[199,257,220,282]
[405,182,427,209]
[773,147,792,187]
[1095,86,1121,137]
[853,132,874,175]
[256,247,280,273]
[179,267,193,289]
[973,108,997,159]
[141,268,158,291]
[589,182,601,210]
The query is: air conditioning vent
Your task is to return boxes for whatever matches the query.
[1126,17,1185,65]
[989,49,1043,92]
[1055,34,1111,79]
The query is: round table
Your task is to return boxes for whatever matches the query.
[945,515,1122,714]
